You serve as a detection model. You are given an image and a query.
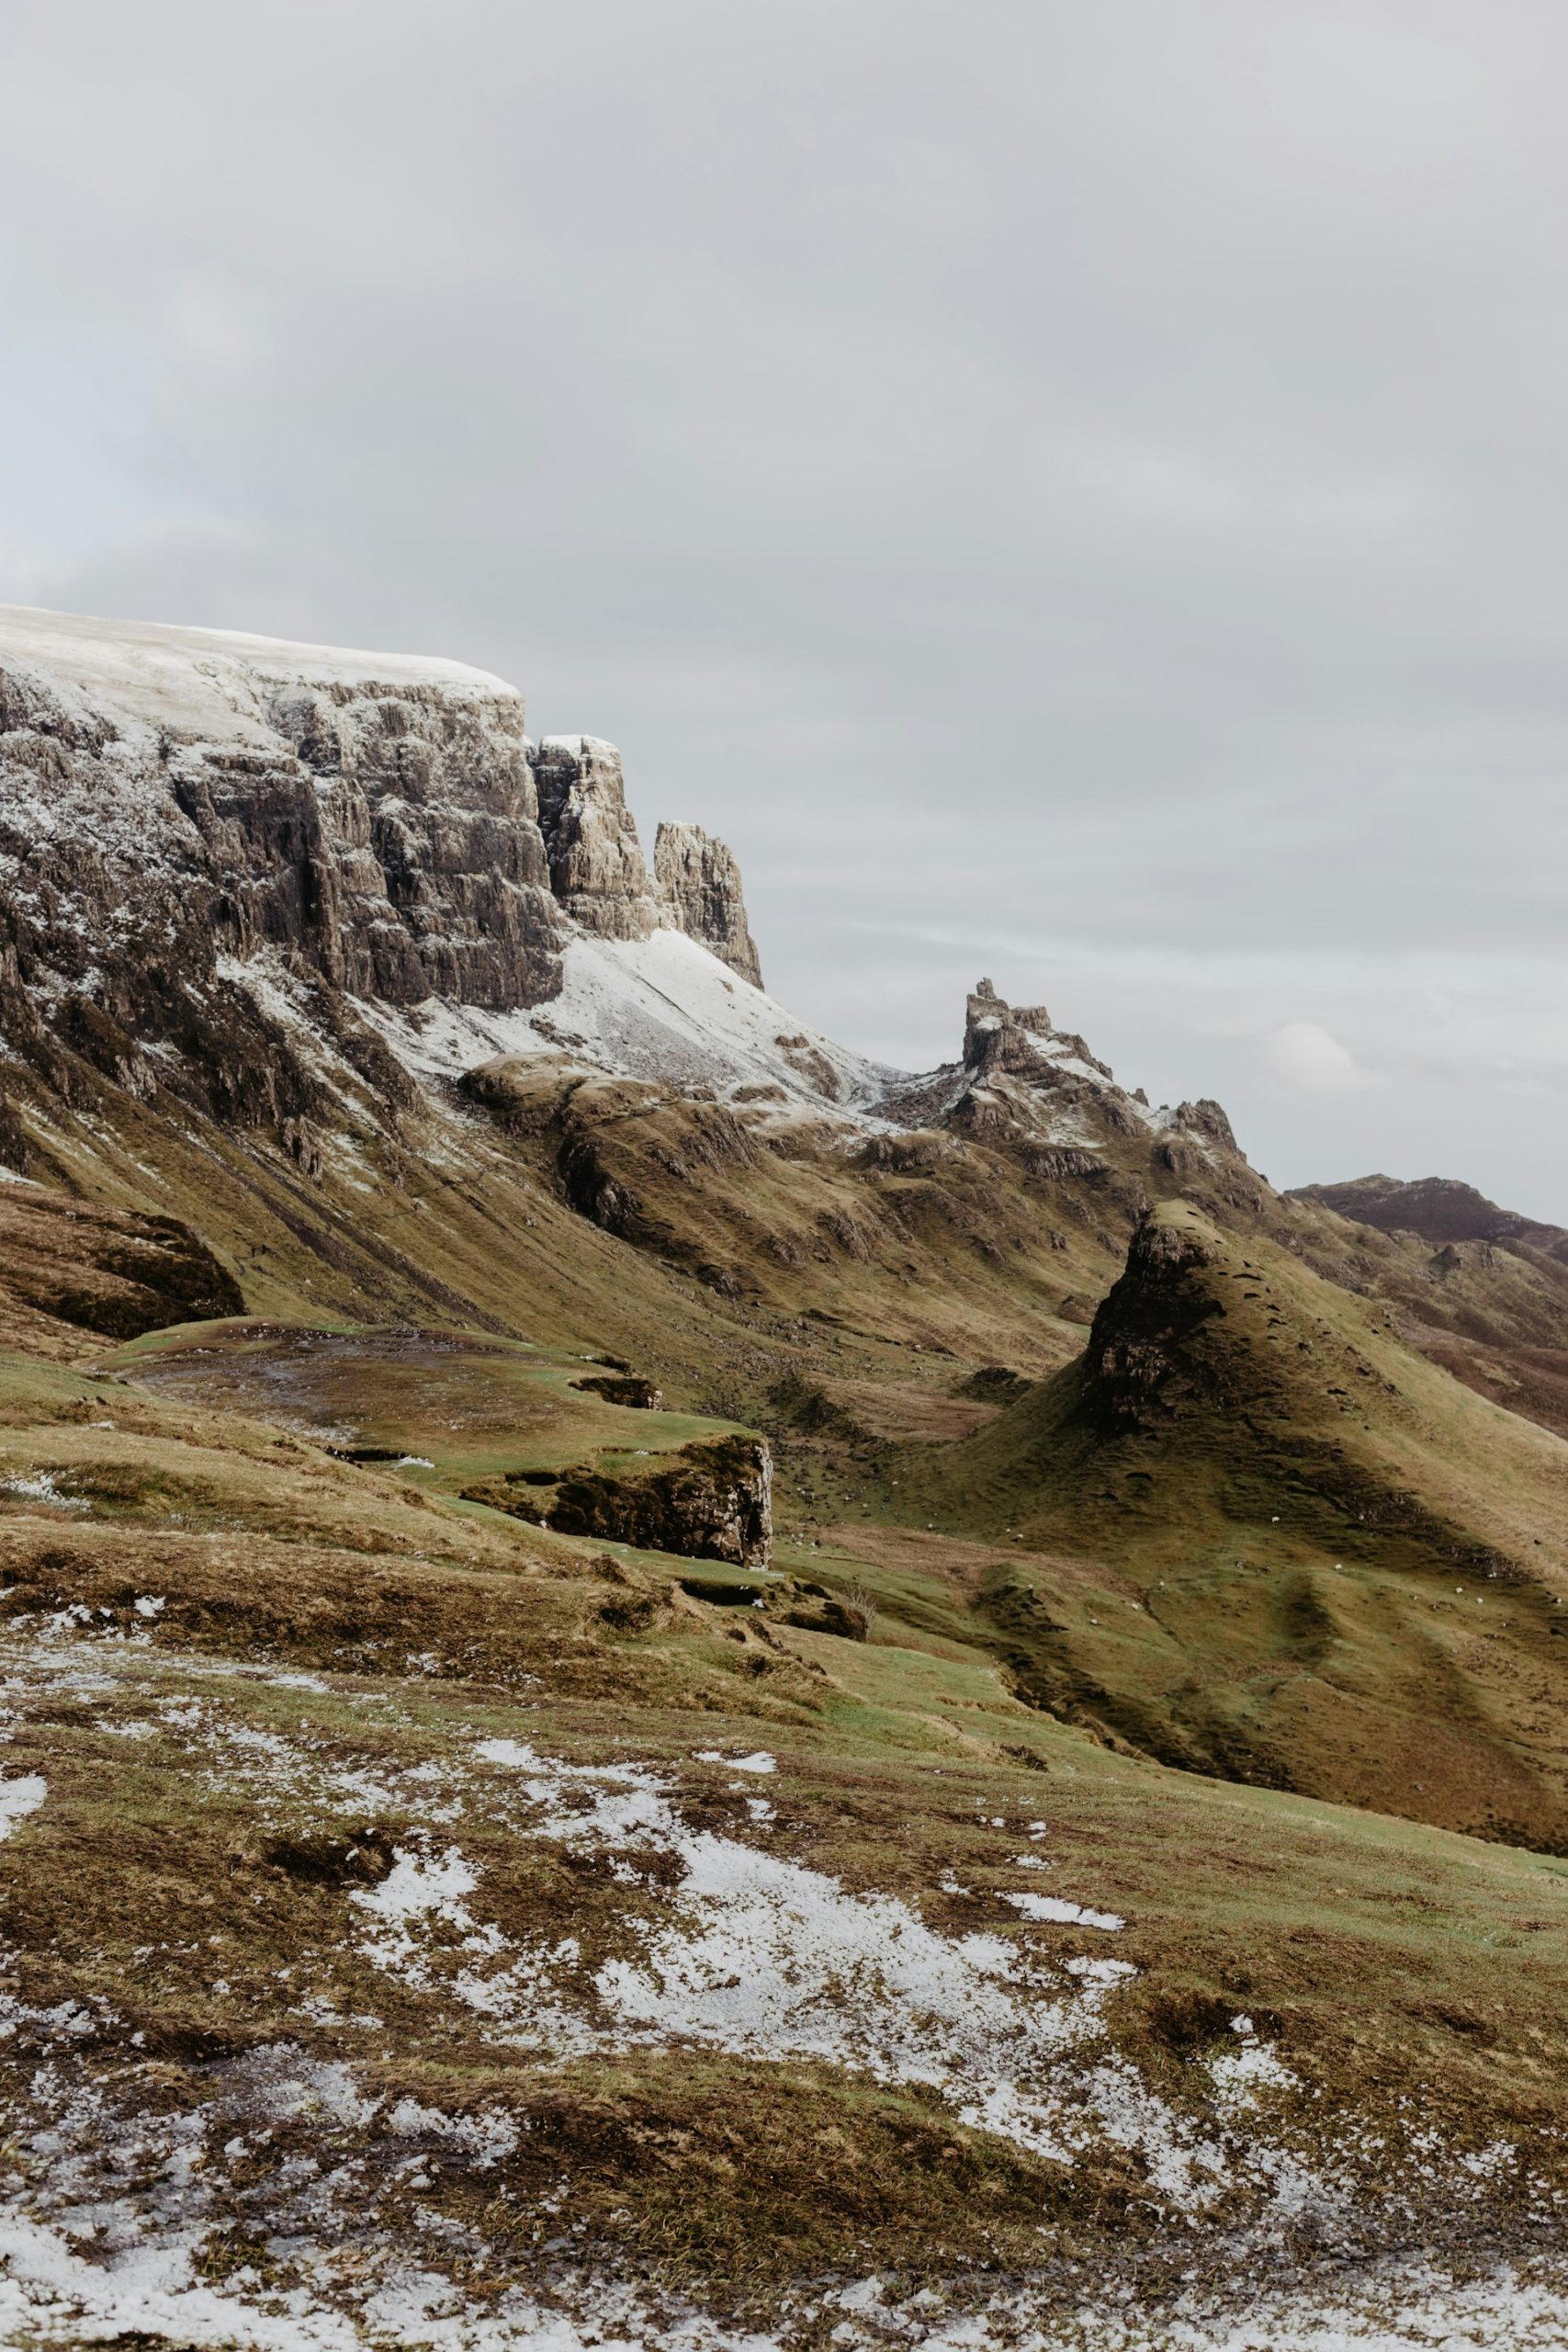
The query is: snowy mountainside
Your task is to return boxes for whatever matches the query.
[0,599,1246,1189]
[0,602,786,1159]
[357,933,1227,1161]
[360,927,902,1122]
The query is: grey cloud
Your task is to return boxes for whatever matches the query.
[0,0,1564,1210]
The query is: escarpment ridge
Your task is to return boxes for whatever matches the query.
[0,603,762,1088]
[0,601,1277,1222]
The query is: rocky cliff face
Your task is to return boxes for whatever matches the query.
[0,605,766,1157]
[653,822,762,986]
[532,735,660,942]
[0,608,571,1156]
[0,605,566,1015]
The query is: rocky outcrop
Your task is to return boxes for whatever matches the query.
[964,979,1049,1076]
[467,1434,772,1566]
[1080,1209,1226,1432]
[953,982,1253,1176]
[1176,1099,1240,1156]
[962,980,1114,1086]
[654,822,762,986]
[571,1372,664,1408]
[0,606,565,1019]
[531,736,660,941]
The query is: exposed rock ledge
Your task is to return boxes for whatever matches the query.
[654,821,762,987]
[464,1434,773,1566]
[532,735,660,943]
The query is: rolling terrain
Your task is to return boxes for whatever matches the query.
[1,605,1567,2345]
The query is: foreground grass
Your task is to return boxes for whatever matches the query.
[0,1337,1567,2347]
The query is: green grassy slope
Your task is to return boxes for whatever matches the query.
[1,1337,1566,2339]
[885,1204,1568,1848]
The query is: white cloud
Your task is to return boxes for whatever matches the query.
[1264,1021,1373,1095]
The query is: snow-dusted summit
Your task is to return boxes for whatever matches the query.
[0,605,784,1131]
[0,604,1237,1176]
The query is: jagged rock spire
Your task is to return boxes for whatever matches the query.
[963,979,1055,1074]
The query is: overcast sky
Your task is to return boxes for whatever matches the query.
[1,2,1565,1215]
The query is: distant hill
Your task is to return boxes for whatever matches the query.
[1290,1173,1568,1442]
[1291,1170,1568,1256]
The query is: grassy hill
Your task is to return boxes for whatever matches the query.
[881,1203,1568,1850]
[2,1324,1568,2344]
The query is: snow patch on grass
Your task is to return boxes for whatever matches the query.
[1002,1891,1125,1932]
[0,1470,89,1510]
[0,1773,45,1839]
[1211,2018,1298,2109]
[467,1743,1244,2196]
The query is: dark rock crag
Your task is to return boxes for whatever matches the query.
[571,1372,664,1408]
[1080,1209,1227,1433]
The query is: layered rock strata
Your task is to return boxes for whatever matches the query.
[0,605,565,1015]
[653,821,763,986]
[0,605,765,1151]
[531,735,660,941]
